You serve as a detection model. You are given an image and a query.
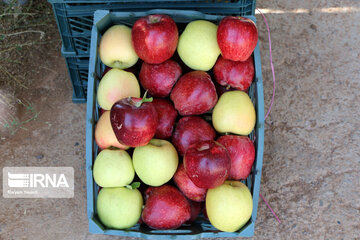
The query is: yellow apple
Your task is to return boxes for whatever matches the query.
[177,20,220,71]
[97,68,140,110]
[206,181,253,232]
[212,91,256,135]
[93,149,134,187]
[97,187,143,229]
[95,111,129,150]
[99,25,138,69]
[133,139,178,186]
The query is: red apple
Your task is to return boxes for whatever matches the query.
[152,98,178,139]
[186,201,203,224]
[139,60,182,97]
[213,55,254,91]
[214,81,236,97]
[172,116,216,156]
[217,16,258,61]
[217,135,255,180]
[215,82,249,94]
[110,96,158,147]
[174,163,207,202]
[142,185,191,230]
[184,140,231,189]
[132,14,178,64]
[170,71,218,116]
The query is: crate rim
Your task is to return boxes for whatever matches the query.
[86,9,264,239]
[48,0,256,11]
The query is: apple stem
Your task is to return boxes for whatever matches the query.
[148,15,160,24]
[134,90,153,108]
[142,90,153,103]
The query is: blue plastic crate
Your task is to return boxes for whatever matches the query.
[85,9,264,238]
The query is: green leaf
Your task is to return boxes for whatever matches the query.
[142,90,153,103]
[130,182,140,189]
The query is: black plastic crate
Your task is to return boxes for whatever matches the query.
[63,54,89,103]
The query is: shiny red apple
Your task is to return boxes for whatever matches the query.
[172,116,216,156]
[152,98,178,139]
[142,185,191,230]
[214,82,249,95]
[217,135,255,180]
[170,71,218,116]
[214,81,238,98]
[213,55,254,91]
[139,59,182,97]
[184,140,231,189]
[110,95,158,147]
[132,14,178,64]
[186,200,203,224]
[174,163,207,202]
[217,16,258,61]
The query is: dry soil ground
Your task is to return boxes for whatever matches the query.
[0,0,359,240]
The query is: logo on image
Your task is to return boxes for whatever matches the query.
[3,167,74,198]
[8,172,69,188]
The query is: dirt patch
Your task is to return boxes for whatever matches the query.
[0,0,64,140]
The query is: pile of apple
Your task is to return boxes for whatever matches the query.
[93,14,258,233]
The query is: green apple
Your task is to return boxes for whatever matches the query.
[133,139,178,186]
[212,90,256,135]
[206,181,253,232]
[97,187,143,229]
[97,68,140,110]
[93,149,134,187]
[99,25,138,69]
[177,20,220,71]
